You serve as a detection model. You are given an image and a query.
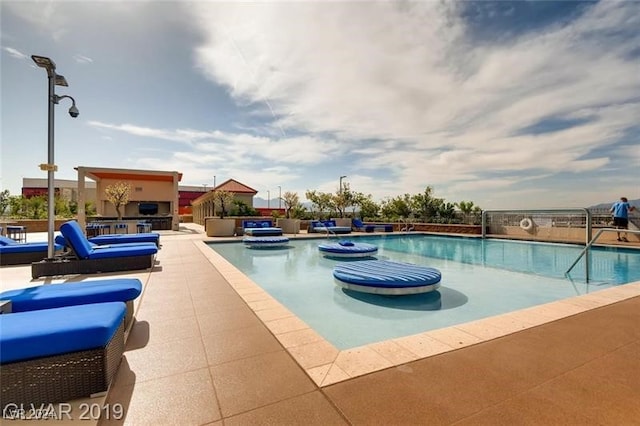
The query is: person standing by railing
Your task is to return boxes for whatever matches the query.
[610,197,636,242]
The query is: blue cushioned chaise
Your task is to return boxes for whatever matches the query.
[309,220,352,234]
[352,218,394,233]
[243,220,283,236]
[0,278,142,329]
[0,236,64,266]
[31,221,158,278]
[0,302,126,409]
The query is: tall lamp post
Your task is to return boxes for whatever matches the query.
[32,55,79,259]
[267,190,271,209]
[339,175,347,194]
[278,185,281,209]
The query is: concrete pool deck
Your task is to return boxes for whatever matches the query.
[1,224,639,424]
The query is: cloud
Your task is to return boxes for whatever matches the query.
[73,54,93,64]
[2,46,27,60]
[186,1,639,201]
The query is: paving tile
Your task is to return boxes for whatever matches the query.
[102,368,220,425]
[125,315,200,349]
[454,392,602,426]
[287,340,340,369]
[210,351,316,417]
[202,324,283,366]
[197,305,262,334]
[114,336,208,386]
[223,391,348,425]
[333,346,393,378]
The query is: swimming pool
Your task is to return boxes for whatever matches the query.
[207,235,640,350]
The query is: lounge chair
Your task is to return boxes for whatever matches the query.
[351,218,394,233]
[55,232,160,248]
[309,220,352,234]
[0,302,126,408]
[31,221,157,278]
[243,220,283,236]
[0,236,64,266]
[0,278,142,329]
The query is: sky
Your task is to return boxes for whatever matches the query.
[1,0,638,210]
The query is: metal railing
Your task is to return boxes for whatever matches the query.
[481,208,592,243]
[565,228,640,282]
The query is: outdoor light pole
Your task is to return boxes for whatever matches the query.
[267,190,271,209]
[32,55,79,259]
[278,185,281,209]
[339,175,347,194]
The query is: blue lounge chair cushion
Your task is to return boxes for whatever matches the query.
[55,234,160,249]
[0,236,18,246]
[0,236,63,253]
[0,278,142,313]
[88,233,160,247]
[0,302,126,364]
[60,221,157,259]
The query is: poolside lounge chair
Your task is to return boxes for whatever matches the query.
[309,220,352,234]
[55,232,160,249]
[351,218,394,233]
[0,278,142,329]
[0,302,126,409]
[242,220,283,236]
[0,236,64,266]
[31,220,157,278]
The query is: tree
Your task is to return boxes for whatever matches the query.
[211,189,235,218]
[456,201,482,224]
[0,189,10,216]
[305,190,333,219]
[282,191,300,218]
[104,181,132,221]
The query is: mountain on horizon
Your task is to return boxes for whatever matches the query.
[589,198,639,210]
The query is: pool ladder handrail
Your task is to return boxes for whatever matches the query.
[565,228,640,282]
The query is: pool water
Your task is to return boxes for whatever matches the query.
[208,235,640,350]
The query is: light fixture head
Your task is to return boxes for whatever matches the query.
[54,74,69,87]
[31,55,56,70]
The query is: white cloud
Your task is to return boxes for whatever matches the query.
[2,47,27,59]
[186,1,639,204]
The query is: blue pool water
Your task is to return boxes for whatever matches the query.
[208,235,640,350]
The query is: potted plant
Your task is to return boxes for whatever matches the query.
[206,189,236,237]
[276,191,301,234]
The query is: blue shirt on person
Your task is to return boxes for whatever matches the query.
[611,201,631,218]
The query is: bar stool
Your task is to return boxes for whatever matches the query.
[99,224,111,235]
[137,222,152,233]
[86,222,99,237]
[6,225,27,243]
[114,223,128,234]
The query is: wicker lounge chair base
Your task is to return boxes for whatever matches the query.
[31,255,154,279]
[1,322,124,409]
[1,251,49,266]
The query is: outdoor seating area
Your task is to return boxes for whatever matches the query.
[31,220,158,278]
[0,223,637,423]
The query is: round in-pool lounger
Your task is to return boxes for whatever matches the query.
[243,236,290,248]
[318,240,378,258]
[333,260,441,295]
